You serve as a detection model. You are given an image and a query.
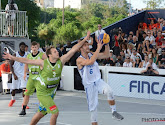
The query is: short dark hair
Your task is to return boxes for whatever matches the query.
[19,42,26,47]
[46,46,55,57]
[31,41,38,46]
[25,45,28,47]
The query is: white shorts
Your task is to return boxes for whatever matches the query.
[84,79,114,112]
[12,75,27,90]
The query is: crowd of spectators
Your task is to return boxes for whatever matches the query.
[98,18,165,72]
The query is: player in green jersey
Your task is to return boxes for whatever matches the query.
[18,41,47,116]
[3,31,90,125]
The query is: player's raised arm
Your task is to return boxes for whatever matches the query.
[3,52,44,67]
[97,43,110,59]
[60,31,90,65]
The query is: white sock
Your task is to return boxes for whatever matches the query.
[110,105,116,113]
[11,96,15,100]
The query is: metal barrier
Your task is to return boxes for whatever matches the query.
[0,10,28,38]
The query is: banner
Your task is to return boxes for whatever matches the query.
[108,72,165,100]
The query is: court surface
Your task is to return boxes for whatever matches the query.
[0,90,165,125]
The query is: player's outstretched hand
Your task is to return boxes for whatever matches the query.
[97,39,104,49]
[3,52,13,60]
[86,31,91,39]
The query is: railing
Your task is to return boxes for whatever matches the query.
[0,10,28,38]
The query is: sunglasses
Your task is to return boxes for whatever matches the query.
[126,58,130,59]
[98,26,102,27]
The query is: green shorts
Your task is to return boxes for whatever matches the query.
[37,93,58,115]
[24,78,37,96]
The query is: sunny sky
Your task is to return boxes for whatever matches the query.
[126,0,147,10]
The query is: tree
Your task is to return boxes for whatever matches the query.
[143,0,164,9]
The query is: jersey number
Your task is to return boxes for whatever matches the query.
[90,69,93,74]
[53,72,56,77]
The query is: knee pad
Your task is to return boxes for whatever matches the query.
[91,108,97,123]
[103,86,114,100]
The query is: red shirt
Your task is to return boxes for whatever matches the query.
[155,36,164,46]
[138,23,147,30]
[0,63,10,77]
[114,35,119,47]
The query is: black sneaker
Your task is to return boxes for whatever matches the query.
[18,110,26,117]
[112,111,124,120]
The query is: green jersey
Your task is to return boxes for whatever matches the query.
[27,52,44,78]
[36,58,62,96]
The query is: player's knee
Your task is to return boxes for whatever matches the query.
[90,109,97,123]
[52,112,59,119]
[103,86,114,100]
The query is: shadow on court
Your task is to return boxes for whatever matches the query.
[0,90,165,125]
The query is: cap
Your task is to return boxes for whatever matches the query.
[110,50,113,53]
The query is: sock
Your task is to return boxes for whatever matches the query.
[110,105,116,113]
[23,105,27,111]
[11,96,15,100]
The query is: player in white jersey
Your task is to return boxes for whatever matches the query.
[76,40,124,125]
[8,42,28,107]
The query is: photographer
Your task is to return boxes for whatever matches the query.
[141,58,159,75]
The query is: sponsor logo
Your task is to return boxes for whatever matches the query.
[25,89,28,92]
[47,77,60,81]
[130,80,165,95]
[142,118,165,122]
[49,105,57,111]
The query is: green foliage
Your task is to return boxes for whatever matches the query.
[143,0,164,9]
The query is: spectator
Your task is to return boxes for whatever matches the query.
[128,34,133,44]
[25,45,30,54]
[103,58,114,66]
[155,31,164,50]
[120,50,126,62]
[95,24,106,43]
[151,48,159,65]
[37,43,44,52]
[0,59,11,76]
[152,27,157,38]
[4,47,10,54]
[146,58,158,70]
[120,42,127,54]
[109,50,116,64]
[148,19,156,30]
[127,43,134,56]
[130,49,142,62]
[115,55,124,67]
[162,38,165,48]
[143,40,153,56]
[161,20,165,33]
[56,44,63,57]
[140,55,149,68]
[158,48,165,69]
[5,0,18,36]
[123,56,133,67]
[136,26,144,43]
[117,27,124,44]
[145,30,156,47]
[133,55,142,68]
[138,22,147,31]
[141,63,159,75]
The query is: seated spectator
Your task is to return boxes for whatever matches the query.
[133,55,142,68]
[162,20,165,33]
[143,40,153,55]
[148,19,156,30]
[162,37,165,48]
[155,18,161,30]
[120,42,127,54]
[155,31,164,50]
[130,49,142,62]
[132,36,138,45]
[146,58,158,70]
[115,55,124,67]
[109,50,116,63]
[128,34,133,44]
[152,27,157,38]
[141,63,159,75]
[151,48,159,65]
[103,58,114,66]
[120,50,126,62]
[127,43,134,56]
[145,30,156,47]
[138,22,147,31]
[123,56,133,67]
[158,48,165,69]
[140,55,149,68]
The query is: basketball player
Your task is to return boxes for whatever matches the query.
[76,40,124,125]
[8,42,28,107]
[18,41,47,116]
[3,31,90,125]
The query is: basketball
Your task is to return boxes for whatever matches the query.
[97,33,110,44]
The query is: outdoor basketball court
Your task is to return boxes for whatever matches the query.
[0,90,165,125]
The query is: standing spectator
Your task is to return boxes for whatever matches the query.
[133,55,142,68]
[145,31,156,47]
[140,55,149,68]
[158,48,165,69]
[130,49,142,62]
[117,28,124,44]
[136,26,144,43]
[8,42,28,107]
[95,24,106,43]
[151,48,159,65]
[123,56,133,67]
[5,0,18,36]
[138,22,147,32]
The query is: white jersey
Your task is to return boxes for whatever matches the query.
[13,51,27,77]
[78,53,101,87]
